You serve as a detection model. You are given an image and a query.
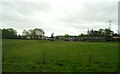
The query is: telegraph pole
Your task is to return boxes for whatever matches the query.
[109,20,112,29]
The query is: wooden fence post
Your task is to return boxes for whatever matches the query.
[89,54,92,66]
[43,52,46,64]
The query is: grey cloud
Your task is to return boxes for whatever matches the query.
[0,1,118,36]
[0,2,51,29]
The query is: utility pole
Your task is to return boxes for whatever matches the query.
[109,20,112,29]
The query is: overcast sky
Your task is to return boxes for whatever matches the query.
[0,0,119,36]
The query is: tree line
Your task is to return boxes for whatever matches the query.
[1,28,18,39]
[79,28,119,38]
[22,28,45,39]
[1,28,45,39]
[0,28,119,39]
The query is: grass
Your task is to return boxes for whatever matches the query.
[2,39,119,72]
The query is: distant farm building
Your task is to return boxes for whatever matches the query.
[113,36,120,39]
[79,37,105,41]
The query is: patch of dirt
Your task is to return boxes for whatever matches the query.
[31,66,36,69]
[95,61,101,64]
[11,61,14,63]
[76,62,80,64]
[104,62,109,65]
[99,65,112,69]
[2,62,6,65]
[87,68,97,71]
[37,61,41,64]
[56,63,64,66]
[79,64,83,66]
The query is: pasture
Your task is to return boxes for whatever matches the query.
[2,39,118,72]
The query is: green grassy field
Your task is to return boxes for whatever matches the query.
[2,39,118,72]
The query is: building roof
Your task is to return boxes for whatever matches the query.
[113,36,120,39]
